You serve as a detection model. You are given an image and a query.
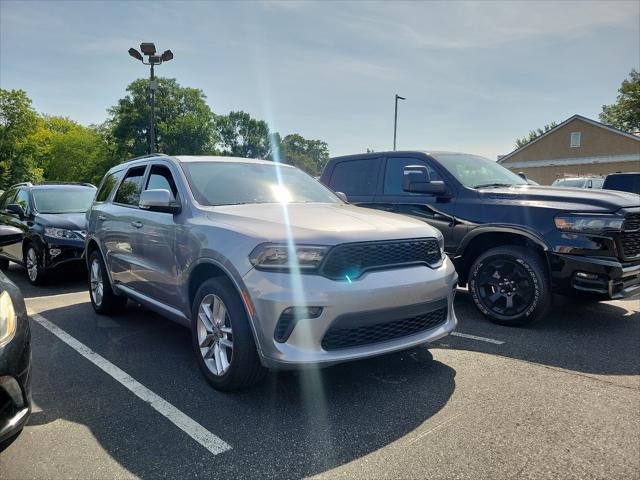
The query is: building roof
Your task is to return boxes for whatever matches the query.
[498,114,640,165]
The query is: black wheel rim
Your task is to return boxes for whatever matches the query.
[475,256,534,318]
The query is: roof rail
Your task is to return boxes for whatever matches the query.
[38,181,96,187]
[13,182,33,187]
[121,153,170,164]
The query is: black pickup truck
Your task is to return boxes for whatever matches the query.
[320,151,640,326]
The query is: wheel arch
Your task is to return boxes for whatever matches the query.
[456,227,549,285]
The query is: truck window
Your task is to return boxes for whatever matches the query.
[329,158,380,195]
[383,157,441,195]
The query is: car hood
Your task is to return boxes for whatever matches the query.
[478,185,639,212]
[36,213,87,231]
[206,203,439,244]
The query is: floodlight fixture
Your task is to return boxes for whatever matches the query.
[140,42,156,55]
[160,50,174,62]
[128,48,144,62]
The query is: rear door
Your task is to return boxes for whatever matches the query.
[127,162,182,307]
[325,157,382,207]
[375,155,460,254]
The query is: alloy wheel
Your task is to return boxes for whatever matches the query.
[26,248,38,282]
[197,294,234,376]
[475,257,534,317]
[90,258,104,307]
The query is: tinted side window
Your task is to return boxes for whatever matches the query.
[0,188,18,210]
[383,157,441,195]
[329,159,380,195]
[96,171,122,203]
[114,166,147,206]
[146,165,178,202]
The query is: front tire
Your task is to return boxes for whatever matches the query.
[88,250,127,314]
[192,278,265,391]
[24,245,47,286]
[468,246,551,326]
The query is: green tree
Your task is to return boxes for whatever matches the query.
[515,122,558,149]
[278,133,330,176]
[107,77,215,159]
[214,111,274,159]
[0,89,43,187]
[600,69,640,132]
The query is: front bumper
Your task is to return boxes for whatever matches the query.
[243,260,458,370]
[549,252,640,299]
[42,238,85,270]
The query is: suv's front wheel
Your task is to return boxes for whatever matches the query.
[468,246,551,326]
[191,278,265,391]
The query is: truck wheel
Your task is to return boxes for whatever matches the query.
[88,250,127,314]
[192,278,265,391]
[468,245,550,326]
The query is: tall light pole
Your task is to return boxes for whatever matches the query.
[393,94,406,151]
[128,43,174,154]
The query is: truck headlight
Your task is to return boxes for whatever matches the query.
[249,244,328,271]
[437,233,445,257]
[44,228,82,240]
[554,214,624,233]
[0,290,16,347]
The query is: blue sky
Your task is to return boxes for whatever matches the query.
[1,0,638,159]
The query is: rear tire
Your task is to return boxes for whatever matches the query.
[24,245,47,286]
[468,245,551,327]
[0,257,9,271]
[191,278,265,391]
[88,250,127,315]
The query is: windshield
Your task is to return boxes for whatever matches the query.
[32,187,96,214]
[182,161,341,206]
[432,153,528,188]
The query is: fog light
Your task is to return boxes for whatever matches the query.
[49,248,61,258]
[576,272,598,280]
[274,306,323,343]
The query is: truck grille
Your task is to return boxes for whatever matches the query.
[321,305,447,350]
[621,214,640,259]
[321,238,441,280]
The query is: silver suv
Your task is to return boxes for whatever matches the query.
[86,154,458,390]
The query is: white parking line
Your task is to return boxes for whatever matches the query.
[29,311,232,456]
[451,332,505,345]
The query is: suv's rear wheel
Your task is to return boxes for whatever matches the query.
[88,250,127,314]
[25,245,46,285]
[192,278,265,391]
[468,246,550,326]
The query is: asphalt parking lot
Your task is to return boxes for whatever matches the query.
[0,263,638,480]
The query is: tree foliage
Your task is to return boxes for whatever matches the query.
[600,69,640,133]
[514,122,558,149]
[278,133,329,176]
[214,110,274,159]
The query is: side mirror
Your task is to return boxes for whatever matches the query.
[335,191,348,203]
[6,203,25,218]
[518,172,528,181]
[139,189,180,214]
[402,165,448,195]
[0,225,23,247]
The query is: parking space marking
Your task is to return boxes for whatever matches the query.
[451,332,505,345]
[29,311,232,456]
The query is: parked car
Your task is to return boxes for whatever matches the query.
[320,151,640,326]
[0,225,31,448]
[551,177,604,189]
[0,182,96,285]
[603,172,640,195]
[86,154,458,391]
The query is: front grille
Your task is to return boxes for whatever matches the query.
[620,214,640,259]
[321,238,441,280]
[321,306,447,350]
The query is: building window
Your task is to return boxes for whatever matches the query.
[570,131,581,148]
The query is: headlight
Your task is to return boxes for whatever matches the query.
[45,227,82,240]
[0,290,17,347]
[437,233,445,257]
[249,244,329,271]
[554,215,624,233]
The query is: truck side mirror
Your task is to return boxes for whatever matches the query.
[402,165,447,195]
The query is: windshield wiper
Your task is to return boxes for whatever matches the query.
[473,183,514,189]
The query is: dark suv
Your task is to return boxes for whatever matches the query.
[321,151,640,326]
[0,182,96,284]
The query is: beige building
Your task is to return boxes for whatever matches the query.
[498,115,640,185]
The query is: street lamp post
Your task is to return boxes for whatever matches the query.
[128,43,174,154]
[393,94,406,151]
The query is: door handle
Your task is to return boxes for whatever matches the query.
[98,215,107,221]
[131,221,143,229]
